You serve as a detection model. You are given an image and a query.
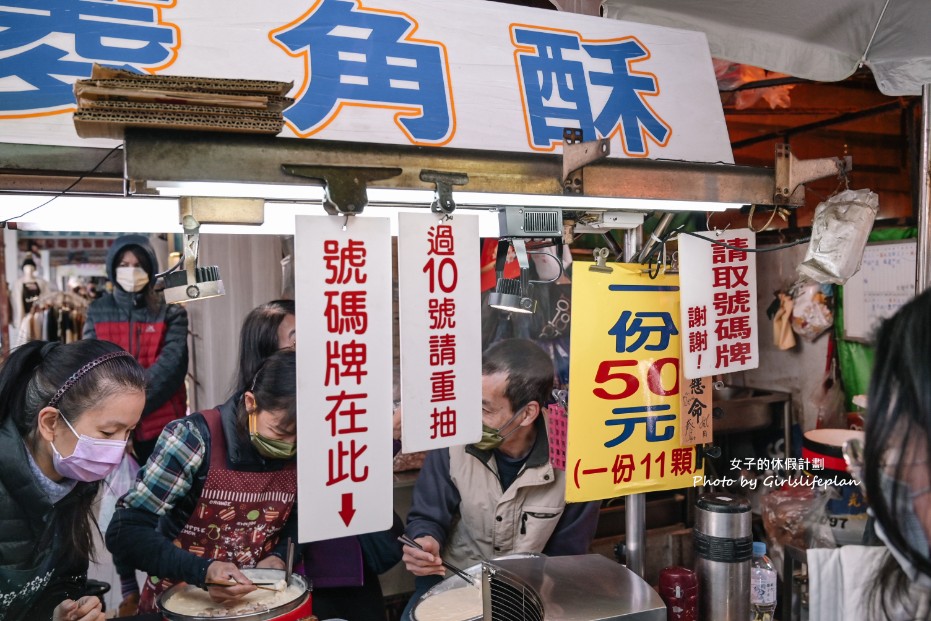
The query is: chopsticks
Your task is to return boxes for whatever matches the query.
[285,538,294,586]
[204,579,279,592]
[397,534,478,588]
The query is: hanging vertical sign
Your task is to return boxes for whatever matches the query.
[397,212,482,452]
[566,263,702,502]
[679,377,712,446]
[678,229,758,379]
[295,215,393,542]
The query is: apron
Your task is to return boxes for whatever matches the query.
[139,409,296,613]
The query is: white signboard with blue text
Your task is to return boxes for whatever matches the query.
[0,0,732,163]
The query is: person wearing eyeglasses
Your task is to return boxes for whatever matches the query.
[853,288,931,618]
[399,338,600,621]
[105,350,299,614]
[0,340,145,621]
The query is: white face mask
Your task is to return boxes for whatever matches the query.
[873,513,931,589]
[116,266,149,293]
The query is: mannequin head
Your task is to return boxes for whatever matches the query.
[21,257,37,279]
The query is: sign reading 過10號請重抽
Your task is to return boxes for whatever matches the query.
[397,212,482,454]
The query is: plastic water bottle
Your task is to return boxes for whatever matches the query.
[750,541,777,621]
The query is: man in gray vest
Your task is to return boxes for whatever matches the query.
[400,338,600,619]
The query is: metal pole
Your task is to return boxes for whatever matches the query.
[624,227,640,263]
[635,213,675,264]
[623,217,647,579]
[0,229,8,359]
[917,84,931,293]
[625,494,646,577]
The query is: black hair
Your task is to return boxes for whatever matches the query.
[864,287,931,618]
[232,299,295,397]
[482,338,554,412]
[0,340,145,567]
[235,349,297,434]
[113,244,154,280]
[21,257,36,269]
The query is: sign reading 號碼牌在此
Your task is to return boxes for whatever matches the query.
[2,0,732,164]
[295,215,394,542]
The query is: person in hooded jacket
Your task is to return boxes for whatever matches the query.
[83,234,189,465]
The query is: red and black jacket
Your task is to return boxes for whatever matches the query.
[83,235,188,441]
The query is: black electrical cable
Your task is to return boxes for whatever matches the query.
[0,143,124,228]
[640,224,812,279]
[677,228,811,253]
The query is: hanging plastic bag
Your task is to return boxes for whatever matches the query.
[761,486,834,579]
[813,343,846,429]
[98,452,139,532]
[790,280,833,341]
[797,189,879,284]
[772,292,796,350]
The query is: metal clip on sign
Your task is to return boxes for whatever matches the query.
[589,247,613,273]
[420,169,468,218]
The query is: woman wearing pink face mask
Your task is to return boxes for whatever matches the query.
[0,339,145,621]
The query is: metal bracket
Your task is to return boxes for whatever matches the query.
[281,164,402,215]
[562,128,611,195]
[420,169,469,216]
[589,247,613,273]
[773,143,853,204]
[179,196,264,225]
[181,214,200,292]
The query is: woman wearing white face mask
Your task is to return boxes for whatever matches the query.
[83,234,189,466]
[0,339,145,621]
[859,288,931,619]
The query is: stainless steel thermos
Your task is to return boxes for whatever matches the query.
[693,493,752,621]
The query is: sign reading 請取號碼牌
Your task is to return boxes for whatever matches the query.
[2,0,732,164]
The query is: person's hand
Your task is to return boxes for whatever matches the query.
[52,596,105,621]
[205,561,256,603]
[402,535,445,577]
[256,555,287,570]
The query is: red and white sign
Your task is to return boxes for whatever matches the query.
[295,215,393,542]
[397,213,482,452]
[678,229,758,379]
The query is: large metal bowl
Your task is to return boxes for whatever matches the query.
[411,553,539,621]
[157,568,309,621]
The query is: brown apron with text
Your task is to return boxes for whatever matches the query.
[139,409,296,612]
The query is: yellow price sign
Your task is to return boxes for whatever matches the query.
[566,263,703,502]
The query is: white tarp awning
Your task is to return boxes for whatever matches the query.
[601,0,931,96]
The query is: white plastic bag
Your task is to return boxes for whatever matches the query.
[98,453,139,532]
[797,188,879,284]
[790,280,833,341]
